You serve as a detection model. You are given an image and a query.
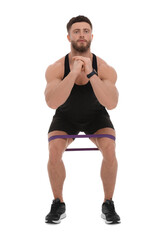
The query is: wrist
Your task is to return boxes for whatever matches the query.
[71,69,79,78]
[69,71,79,82]
[87,70,98,79]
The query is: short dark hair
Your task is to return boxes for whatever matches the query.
[67,15,92,33]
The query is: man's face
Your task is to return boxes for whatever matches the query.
[67,22,93,53]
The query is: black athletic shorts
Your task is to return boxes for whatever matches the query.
[48,114,114,137]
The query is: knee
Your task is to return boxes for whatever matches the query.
[48,142,64,165]
[98,140,116,159]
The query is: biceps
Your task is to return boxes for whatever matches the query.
[101,66,117,84]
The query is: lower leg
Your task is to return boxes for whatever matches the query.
[101,155,118,202]
[47,158,66,202]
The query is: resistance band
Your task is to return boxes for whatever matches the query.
[48,134,115,151]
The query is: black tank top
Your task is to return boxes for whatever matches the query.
[55,53,109,123]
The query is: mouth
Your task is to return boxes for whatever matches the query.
[77,40,87,43]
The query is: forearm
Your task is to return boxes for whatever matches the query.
[90,75,119,109]
[46,71,77,109]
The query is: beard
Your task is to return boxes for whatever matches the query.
[71,40,91,53]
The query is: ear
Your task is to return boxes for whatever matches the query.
[91,34,93,41]
[67,34,71,42]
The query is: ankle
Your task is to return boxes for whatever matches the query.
[104,198,112,202]
[54,196,64,203]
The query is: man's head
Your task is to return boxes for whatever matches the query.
[67,15,93,53]
[67,15,92,33]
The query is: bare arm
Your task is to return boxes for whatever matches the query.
[44,59,83,109]
[90,62,119,109]
[73,56,119,110]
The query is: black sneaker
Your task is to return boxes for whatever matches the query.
[101,199,121,224]
[45,198,66,224]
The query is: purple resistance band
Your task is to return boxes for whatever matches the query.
[48,134,116,151]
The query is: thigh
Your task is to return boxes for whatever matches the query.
[89,127,116,150]
[85,114,115,148]
[48,130,74,154]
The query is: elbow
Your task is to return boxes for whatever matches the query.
[44,90,58,109]
[47,102,57,109]
[47,100,58,109]
[107,102,118,110]
[101,100,117,110]
[106,97,119,110]
[45,96,57,109]
[107,91,119,110]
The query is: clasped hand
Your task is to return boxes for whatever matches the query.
[72,56,92,75]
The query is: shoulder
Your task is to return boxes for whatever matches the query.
[96,56,117,83]
[45,56,65,82]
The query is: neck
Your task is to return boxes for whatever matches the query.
[70,46,92,58]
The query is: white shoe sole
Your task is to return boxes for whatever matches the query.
[46,213,66,224]
[101,213,120,224]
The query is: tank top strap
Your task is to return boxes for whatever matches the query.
[92,53,98,72]
[63,54,70,79]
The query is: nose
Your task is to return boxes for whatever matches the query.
[79,30,84,38]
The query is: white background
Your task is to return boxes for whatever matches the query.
[0,0,160,239]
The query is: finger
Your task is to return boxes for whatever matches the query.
[74,59,84,65]
[72,56,84,61]
[77,60,84,70]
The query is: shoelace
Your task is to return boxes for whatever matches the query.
[50,201,61,213]
[105,201,116,214]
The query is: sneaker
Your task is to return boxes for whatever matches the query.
[101,199,121,224]
[45,198,66,224]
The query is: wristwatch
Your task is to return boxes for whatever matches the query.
[87,70,98,79]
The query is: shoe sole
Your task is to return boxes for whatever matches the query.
[45,213,66,224]
[101,213,121,224]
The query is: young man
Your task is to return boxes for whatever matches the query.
[44,16,120,224]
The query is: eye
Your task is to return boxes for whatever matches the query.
[84,29,89,34]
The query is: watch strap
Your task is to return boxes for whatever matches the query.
[87,70,98,79]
